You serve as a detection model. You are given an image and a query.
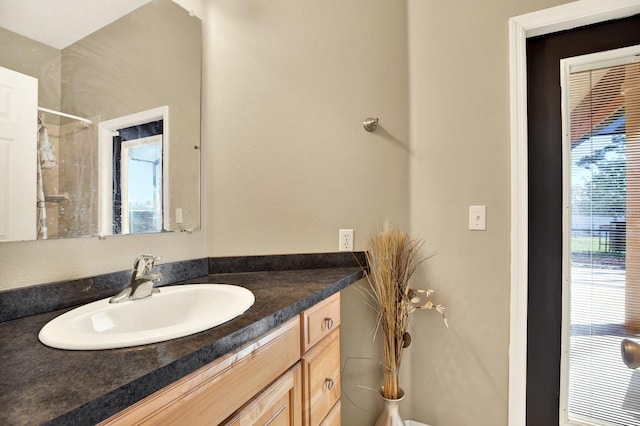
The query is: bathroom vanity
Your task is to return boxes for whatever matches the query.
[101,293,341,425]
[0,255,363,425]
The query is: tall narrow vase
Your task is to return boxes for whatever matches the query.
[375,387,405,426]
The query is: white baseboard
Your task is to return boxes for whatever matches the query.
[405,421,429,426]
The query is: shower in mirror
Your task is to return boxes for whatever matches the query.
[0,0,202,242]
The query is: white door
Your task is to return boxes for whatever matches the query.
[0,66,37,241]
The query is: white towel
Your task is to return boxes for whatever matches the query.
[38,119,57,169]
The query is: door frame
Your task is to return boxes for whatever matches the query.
[508,1,640,425]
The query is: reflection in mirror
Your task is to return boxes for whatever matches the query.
[0,0,201,242]
[118,125,164,234]
[98,107,169,236]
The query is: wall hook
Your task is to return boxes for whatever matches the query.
[363,117,379,132]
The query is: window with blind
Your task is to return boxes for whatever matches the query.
[561,45,640,426]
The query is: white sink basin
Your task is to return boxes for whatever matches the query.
[38,284,255,350]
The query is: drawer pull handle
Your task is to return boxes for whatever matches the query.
[325,317,334,330]
[325,378,335,391]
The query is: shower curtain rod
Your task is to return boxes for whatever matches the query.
[38,107,92,125]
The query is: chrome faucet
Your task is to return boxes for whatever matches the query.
[109,255,163,303]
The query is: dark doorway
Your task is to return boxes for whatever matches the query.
[526,13,640,425]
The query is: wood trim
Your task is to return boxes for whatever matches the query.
[100,317,301,426]
[508,1,640,425]
[508,14,530,426]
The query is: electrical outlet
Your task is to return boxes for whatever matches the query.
[176,208,183,224]
[339,229,354,252]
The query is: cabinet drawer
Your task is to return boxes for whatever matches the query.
[223,363,302,426]
[101,318,300,426]
[320,401,340,426]
[301,293,340,353]
[301,329,340,426]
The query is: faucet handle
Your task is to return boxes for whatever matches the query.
[133,254,162,274]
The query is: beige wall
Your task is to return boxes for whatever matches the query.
[204,0,410,257]
[406,0,569,424]
[0,28,61,116]
[204,3,409,423]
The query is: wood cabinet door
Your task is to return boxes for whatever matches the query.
[224,363,302,426]
[301,329,340,426]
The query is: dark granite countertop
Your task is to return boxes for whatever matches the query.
[0,267,362,425]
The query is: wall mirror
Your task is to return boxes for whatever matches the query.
[0,0,201,242]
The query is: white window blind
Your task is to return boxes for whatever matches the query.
[562,47,640,426]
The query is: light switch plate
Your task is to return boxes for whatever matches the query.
[469,205,486,231]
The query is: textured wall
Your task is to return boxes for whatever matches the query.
[406,0,569,424]
[203,1,410,423]
[0,28,61,117]
[203,0,410,257]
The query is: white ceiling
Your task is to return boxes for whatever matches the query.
[0,0,152,49]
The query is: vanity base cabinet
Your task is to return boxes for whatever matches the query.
[100,317,301,426]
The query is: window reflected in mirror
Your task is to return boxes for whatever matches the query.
[114,121,164,235]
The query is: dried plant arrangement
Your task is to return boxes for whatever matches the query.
[363,223,447,400]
